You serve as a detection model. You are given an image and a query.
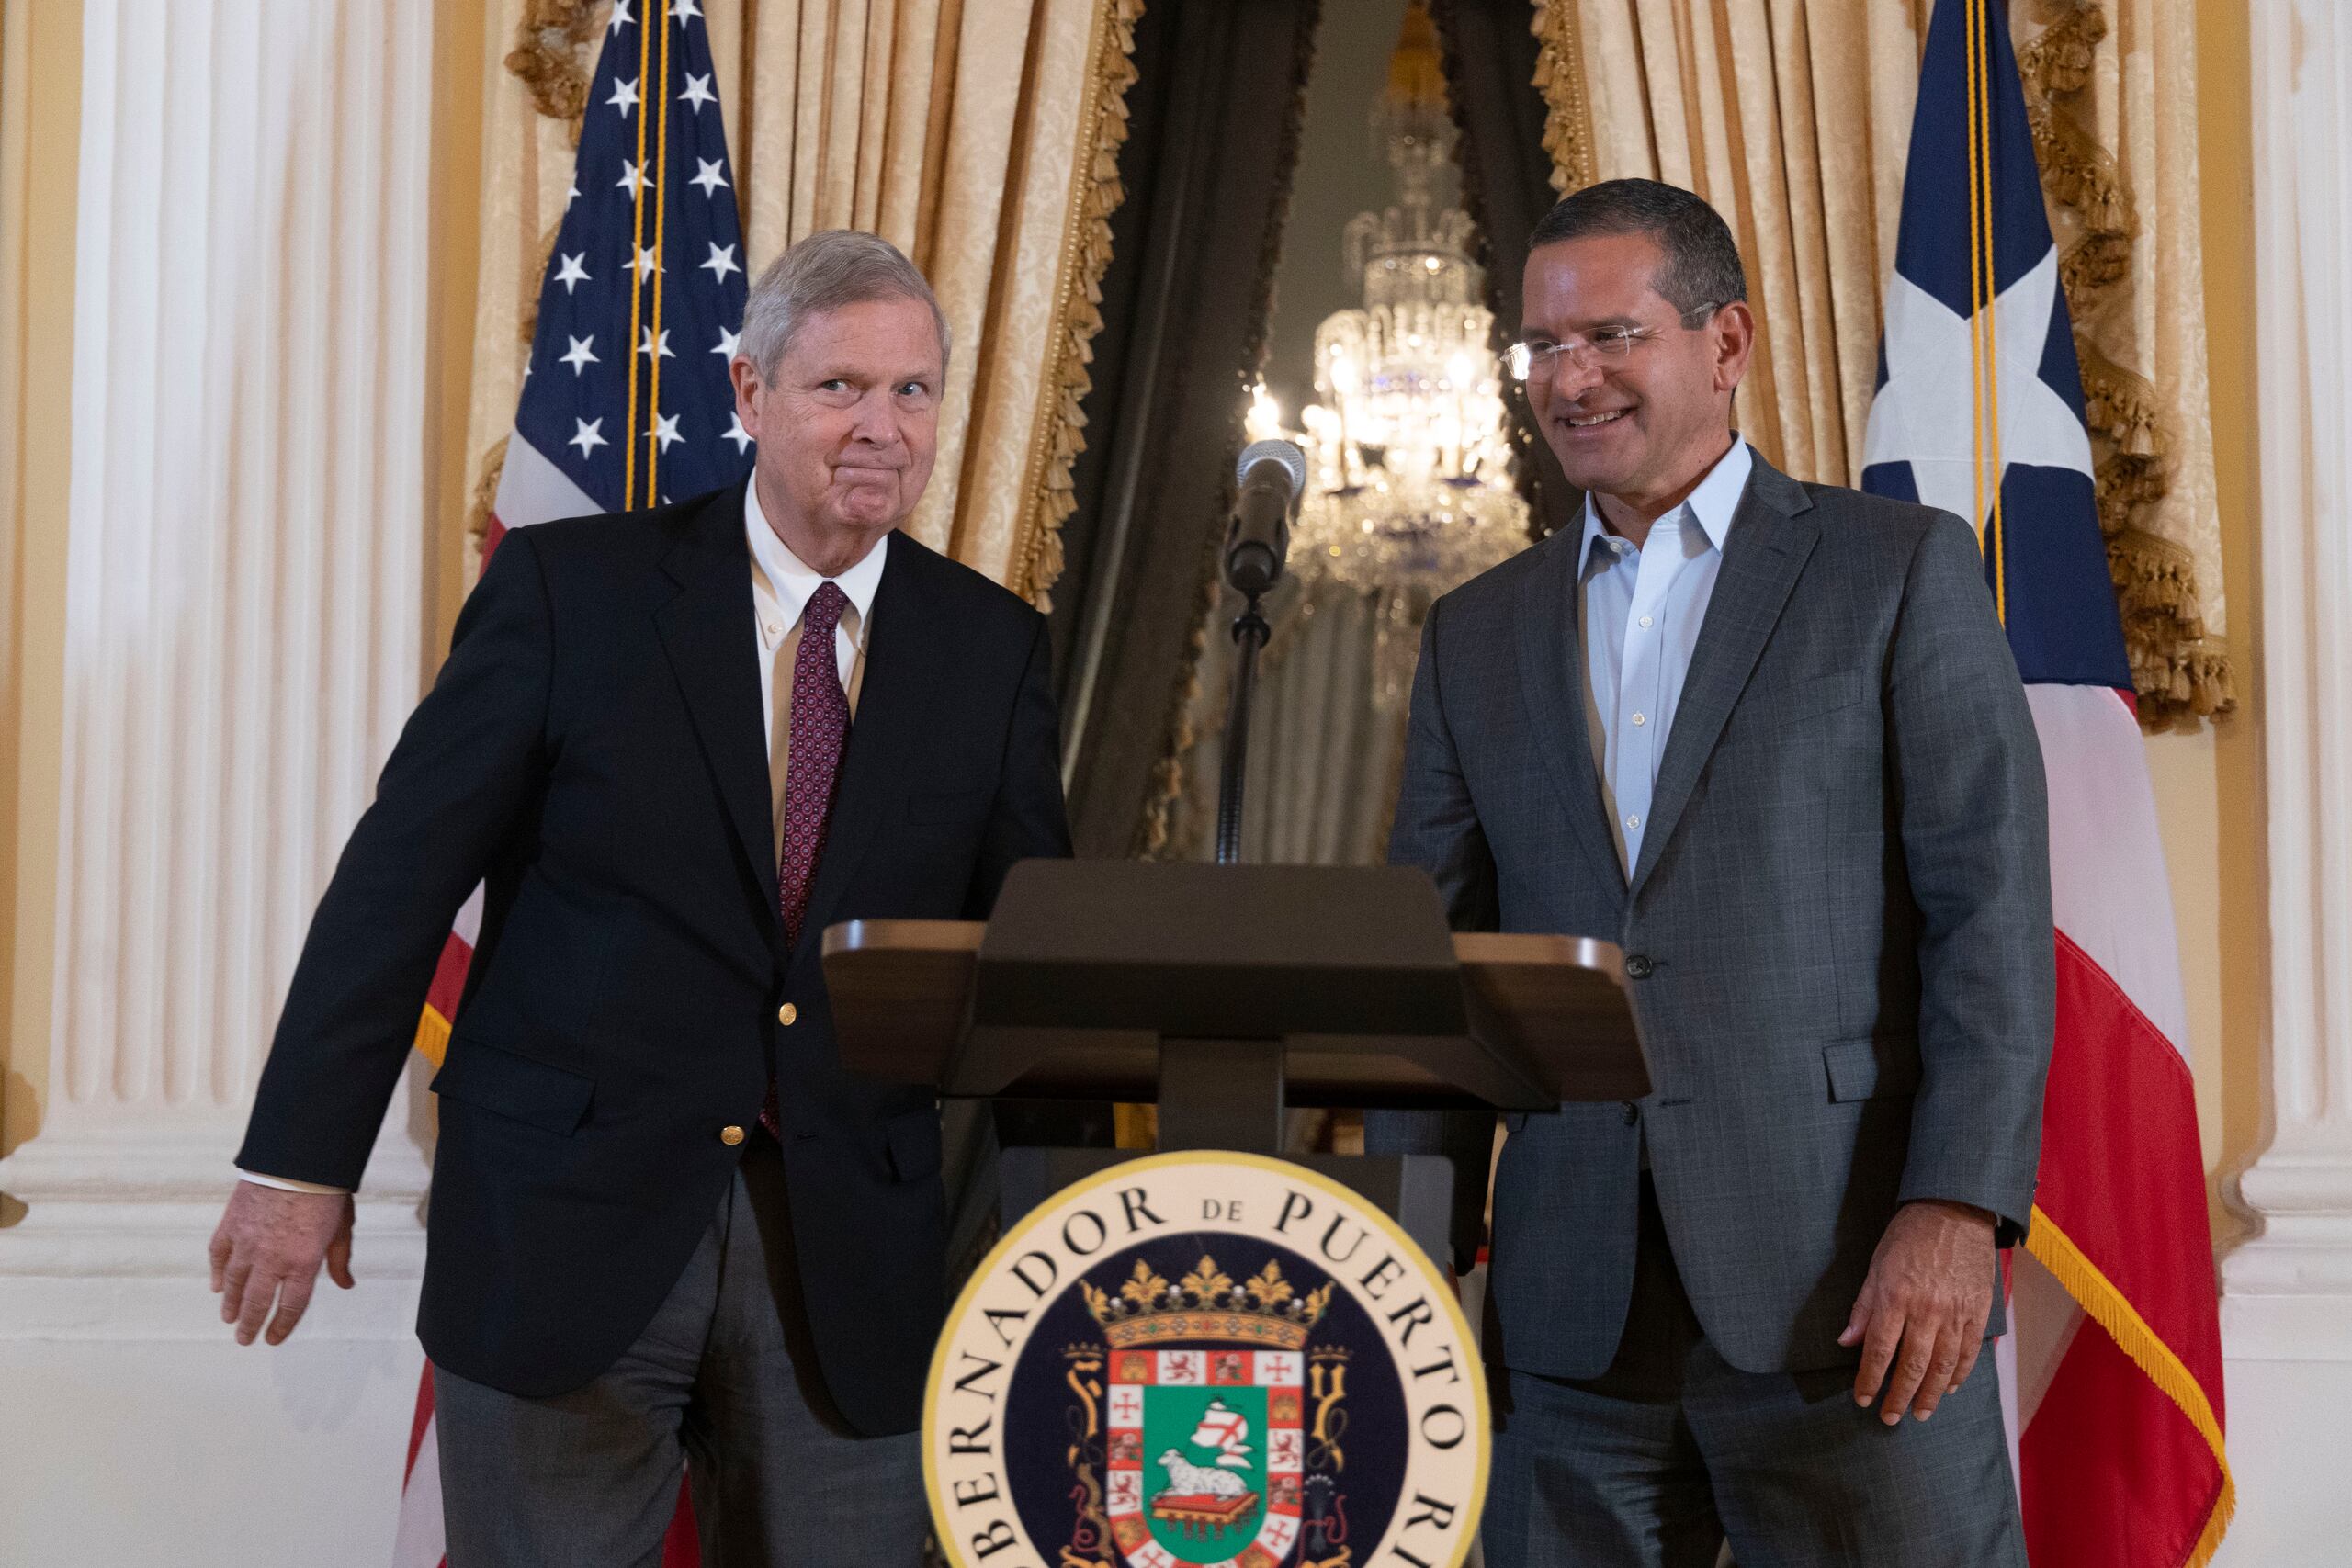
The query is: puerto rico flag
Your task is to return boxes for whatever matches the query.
[1861,3,2232,1564]
[394,2,750,1562]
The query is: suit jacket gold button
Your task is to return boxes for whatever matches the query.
[777,1003,797,1026]
[719,1124,746,1146]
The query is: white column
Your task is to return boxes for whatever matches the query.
[2222,0,2352,1359]
[0,0,436,1336]
[2211,6,2352,1560]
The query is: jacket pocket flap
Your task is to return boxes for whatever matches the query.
[908,787,989,824]
[431,1037,594,1134]
[1823,1036,1921,1102]
[882,1107,943,1182]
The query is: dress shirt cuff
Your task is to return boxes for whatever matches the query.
[237,1168,351,1197]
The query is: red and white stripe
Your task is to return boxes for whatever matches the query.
[2007,684,2233,1567]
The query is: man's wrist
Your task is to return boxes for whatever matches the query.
[1902,1197,1997,1229]
[236,1168,350,1197]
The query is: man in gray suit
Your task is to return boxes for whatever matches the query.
[1376,179,2051,1566]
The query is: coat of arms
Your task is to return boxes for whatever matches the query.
[924,1153,1485,1568]
[1085,1257,1327,1568]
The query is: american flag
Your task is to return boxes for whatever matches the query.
[1861,3,2232,1564]
[393,2,749,1562]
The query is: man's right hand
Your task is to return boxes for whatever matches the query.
[208,1182,356,1345]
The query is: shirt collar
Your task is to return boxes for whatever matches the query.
[744,477,887,637]
[1577,437,1755,573]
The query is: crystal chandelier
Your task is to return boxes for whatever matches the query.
[1248,2,1528,615]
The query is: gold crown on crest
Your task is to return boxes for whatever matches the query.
[1081,1256,1333,1351]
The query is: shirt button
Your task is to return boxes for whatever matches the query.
[778,1003,797,1026]
[1638,615,1654,628]
[1624,814,1641,830]
[1631,713,1646,727]
[763,622,780,638]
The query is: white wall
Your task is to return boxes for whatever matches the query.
[0,3,438,1561]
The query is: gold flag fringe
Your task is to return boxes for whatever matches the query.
[411,1003,454,1070]
[2027,1206,2237,1566]
[2020,1,2234,724]
[1010,0,1148,614]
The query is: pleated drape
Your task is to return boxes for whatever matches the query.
[458,0,1143,603]
[1543,0,2228,722]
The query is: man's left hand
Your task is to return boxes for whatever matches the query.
[1838,1199,1997,1425]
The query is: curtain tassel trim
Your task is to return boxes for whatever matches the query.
[1009,0,1148,613]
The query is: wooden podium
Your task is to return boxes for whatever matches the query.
[821,860,1646,1265]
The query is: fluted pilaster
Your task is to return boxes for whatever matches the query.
[0,0,439,1330]
[2220,0,2352,1364]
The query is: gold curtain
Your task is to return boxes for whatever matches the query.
[1532,0,2230,725]
[459,0,1143,604]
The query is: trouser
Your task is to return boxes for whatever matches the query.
[1483,1176,2026,1568]
[435,1138,926,1568]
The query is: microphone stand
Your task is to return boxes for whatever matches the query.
[1215,591,1272,866]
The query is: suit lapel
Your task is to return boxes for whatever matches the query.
[1514,525,1633,893]
[1626,458,1819,896]
[654,487,780,931]
[795,528,934,964]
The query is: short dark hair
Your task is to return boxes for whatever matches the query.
[1527,178,1747,322]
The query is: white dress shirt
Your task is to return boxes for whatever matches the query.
[240,487,888,1196]
[1577,438,1754,875]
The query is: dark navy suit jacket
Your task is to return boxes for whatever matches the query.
[238,485,1069,1435]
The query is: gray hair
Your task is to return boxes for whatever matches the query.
[737,230,952,381]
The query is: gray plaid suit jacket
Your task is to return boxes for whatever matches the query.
[1371,451,2054,1381]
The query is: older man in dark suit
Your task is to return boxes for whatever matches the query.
[209,231,1069,1566]
[1375,180,2052,1566]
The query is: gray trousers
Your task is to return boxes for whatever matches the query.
[435,1140,926,1568]
[1484,1178,2026,1568]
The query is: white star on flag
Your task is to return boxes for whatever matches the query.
[689,157,729,197]
[607,0,633,33]
[712,325,741,359]
[616,159,655,199]
[723,412,753,452]
[560,335,599,375]
[649,412,685,452]
[632,244,661,281]
[639,326,675,359]
[606,76,639,117]
[672,0,703,21]
[1860,247,2093,529]
[569,418,607,458]
[553,253,590,293]
[700,243,741,283]
[679,73,716,113]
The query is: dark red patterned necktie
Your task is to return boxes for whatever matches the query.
[763,581,850,1137]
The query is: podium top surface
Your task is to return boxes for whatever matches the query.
[820,917,1646,1110]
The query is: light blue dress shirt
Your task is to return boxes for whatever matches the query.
[1577,438,1756,877]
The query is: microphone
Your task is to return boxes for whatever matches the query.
[1223,438,1306,598]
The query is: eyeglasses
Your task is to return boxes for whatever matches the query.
[1505,302,1726,384]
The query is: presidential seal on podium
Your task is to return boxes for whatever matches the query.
[924,1151,1487,1568]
